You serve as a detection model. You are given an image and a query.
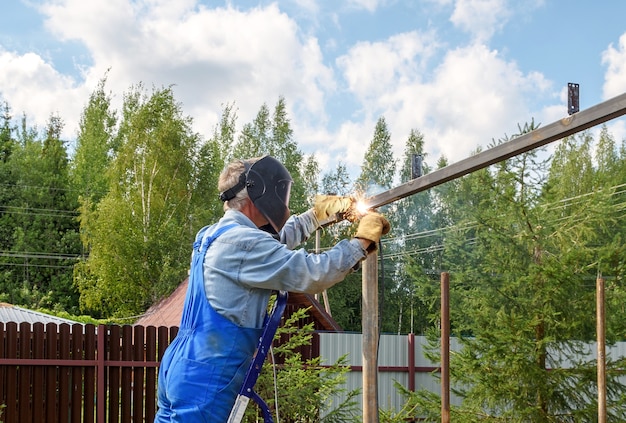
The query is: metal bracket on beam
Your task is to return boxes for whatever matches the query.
[568,83,580,115]
[411,154,423,179]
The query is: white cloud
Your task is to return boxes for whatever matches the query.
[449,0,510,42]
[602,33,626,100]
[0,49,87,137]
[291,0,319,15]
[607,119,626,144]
[421,44,550,156]
[335,31,553,172]
[0,0,571,183]
[346,0,385,13]
[337,31,439,112]
[28,0,334,140]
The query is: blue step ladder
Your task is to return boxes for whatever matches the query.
[227,290,289,423]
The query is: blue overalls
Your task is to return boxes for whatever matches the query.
[155,224,262,423]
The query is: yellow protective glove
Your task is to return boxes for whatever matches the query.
[355,212,391,252]
[313,195,355,221]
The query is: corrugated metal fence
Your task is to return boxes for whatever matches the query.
[319,332,455,412]
[318,332,626,414]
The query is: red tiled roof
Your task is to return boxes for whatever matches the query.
[134,278,188,328]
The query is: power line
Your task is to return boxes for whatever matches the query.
[0,261,76,270]
[0,182,97,194]
[0,251,82,260]
[0,205,79,219]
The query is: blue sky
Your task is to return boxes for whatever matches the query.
[1,0,626,179]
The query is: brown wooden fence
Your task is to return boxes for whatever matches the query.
[0,321,178,423]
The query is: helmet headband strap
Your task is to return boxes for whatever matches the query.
[219,161,251,202]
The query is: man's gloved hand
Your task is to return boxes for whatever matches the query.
[313,195,355,221]
[355,212,391,252]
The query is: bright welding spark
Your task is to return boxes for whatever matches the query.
[345,193,373,221]
[355,200,370,215]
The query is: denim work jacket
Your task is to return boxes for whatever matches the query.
[202,208,367,328]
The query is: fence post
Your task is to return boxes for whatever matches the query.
[71,324,84,422]
[46,323,58,422]
[408,333,415,392]
[59,324,71,423]
[98,325,106,423]
[441,272,450,423]
[597,276,606,423]
[84,324,96,423]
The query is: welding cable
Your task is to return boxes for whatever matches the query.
[377,239,385,354]
[270,345,281,423]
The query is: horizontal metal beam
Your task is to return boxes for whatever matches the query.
[360,91,626,209]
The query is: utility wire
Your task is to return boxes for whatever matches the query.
[0,251,82,260]
[0,205,79,218]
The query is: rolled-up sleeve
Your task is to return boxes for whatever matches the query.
[239,237,366,294]
[278,209,319,249]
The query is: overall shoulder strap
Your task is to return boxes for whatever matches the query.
[196,223,237,256]
[179,223,239,327]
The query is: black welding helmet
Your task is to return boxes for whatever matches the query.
[247,156,293,232]
[220,156,293,232]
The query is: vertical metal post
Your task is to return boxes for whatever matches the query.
[362,253,379,423]
[568,83,580,115]
[408,333,415,392]
[411,154,423,179]
[597,276,606,423]
[441,272,450,423]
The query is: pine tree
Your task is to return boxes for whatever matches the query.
[406,124,626,421]
[1,114,81,312]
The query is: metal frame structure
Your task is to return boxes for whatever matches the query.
[362,92,626,210]
[358,91,626,423]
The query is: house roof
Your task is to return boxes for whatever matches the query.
[135,279,189,328]
[0,303,81,326]
[135,278,342,331]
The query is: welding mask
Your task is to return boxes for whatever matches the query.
[220,156,293,232]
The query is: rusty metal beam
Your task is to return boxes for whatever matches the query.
[359,91,626,210]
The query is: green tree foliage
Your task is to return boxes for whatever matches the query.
[232,104,267,160]
[71,76,118,303]
[77,85,202,317]
[244,306,360,423]
[302,154,321,204]
[0,103,17,254]
[385,129,433,334]
[0,112,81,312]
[71,75,117,208]
[321,162,352,197]
[231,97,309,213]
[406,123,626,421]
[72,92,312,318]
[355,116,398,331]
[192,103,236,227]
[355,116,396,194]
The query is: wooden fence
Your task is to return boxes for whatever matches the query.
[0,322,177,423]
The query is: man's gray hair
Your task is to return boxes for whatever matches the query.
[218,157,261,211]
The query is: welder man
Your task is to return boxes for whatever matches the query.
[154,155,390,423]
